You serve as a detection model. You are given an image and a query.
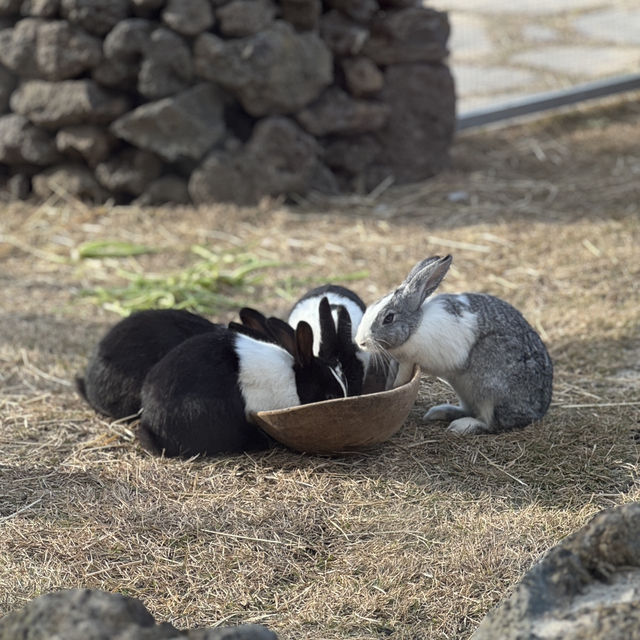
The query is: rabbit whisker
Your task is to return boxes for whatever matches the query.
[366,341,393,371]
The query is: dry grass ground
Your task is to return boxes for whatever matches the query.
[1,97,639,639]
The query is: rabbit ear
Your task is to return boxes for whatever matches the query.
[266,317,296,356]
[336,305,353,345]
[229,321,271,343]
[294,321,315,367]
[318,296,338,358]
[404,255,442,283]
[239,307,270,335]
[400,255,452,312]
[228,320,246,333]
[318,296,336,338]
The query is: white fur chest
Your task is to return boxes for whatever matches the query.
[392,296,478,376]
[235,334,300,414]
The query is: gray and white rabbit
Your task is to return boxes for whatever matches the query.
[137,311,347,457]
[355,255,553,434]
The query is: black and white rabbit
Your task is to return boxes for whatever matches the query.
[75,309,219,420]
[355,255,553,434]
[288,284,367,348]
[137,315,347,457]
[314,296,364,396]
[288,284,386,395]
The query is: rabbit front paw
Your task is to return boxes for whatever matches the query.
[424,404,470,422]
[446,417,488,435]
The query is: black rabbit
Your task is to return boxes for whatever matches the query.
[76,309,219,420]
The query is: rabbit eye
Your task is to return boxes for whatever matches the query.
[382,312,395,325]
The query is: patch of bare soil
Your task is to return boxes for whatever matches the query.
[1,96,639,639]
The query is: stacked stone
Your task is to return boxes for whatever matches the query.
[0,0,454,205]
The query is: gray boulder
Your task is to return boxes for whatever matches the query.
[35,20,102,80]
[323,133,381,179]
[99,20,192,99]
[11,79,130,129]
[0,63,14,112]
[3,171,31,199]
[319,10,368,57]
[472,502,640,640]
[0,589,158,639]
[216,0,276,37]
[342,56,383,97]
[0,0,20,16]
[110,83,226,162]
[306,160,340,195]
[368,62,455,185]
[188,150,250,206]
[92,56,137,89]
[245,116,320,195]
[194,21,333,116]
[189,149,253,205]
[95,18,149,90]
[0,18,102,80]
[161,0,214,36]
[19,0,60,17]
[103,18,152,61]
[95,148,163,196]
[279,0,321,31]
[132,0,165,16]
[0,18,43,77]
[189,116,322,204]
[325,0,378,24]
[138,27,192,99]
[32,163,109,202]
[295,86,389,136]
[362,7,449,65]
[187,627,276,640]
[0,113,59,164]
[0,588,277,640]
[378,0,416,5]
[55,124,115,166]
[60,0,130,36]
[132,174,190,206]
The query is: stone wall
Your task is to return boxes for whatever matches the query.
[0,0,455,205]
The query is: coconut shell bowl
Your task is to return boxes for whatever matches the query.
[250,365,421,454]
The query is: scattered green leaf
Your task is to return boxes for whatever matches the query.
[73,240,158,260]
[81,245,284,316]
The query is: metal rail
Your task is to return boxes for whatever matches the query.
[456,72,640,131]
